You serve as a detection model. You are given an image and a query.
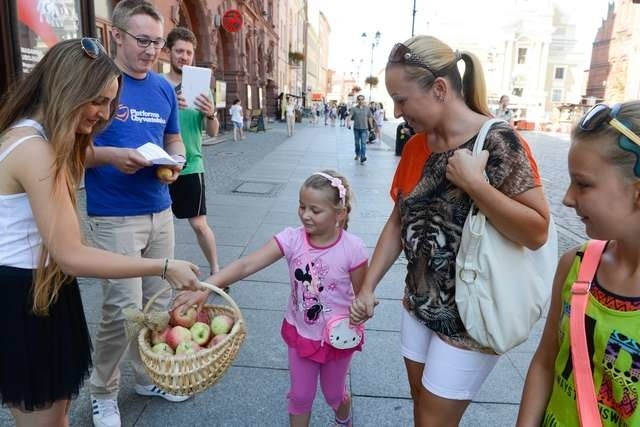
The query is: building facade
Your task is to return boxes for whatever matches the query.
[586,0,640,102]
[1,0,285,121]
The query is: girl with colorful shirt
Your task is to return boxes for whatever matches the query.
[175,170,368,427]
[350,35,551,425]
[517,101,640,426]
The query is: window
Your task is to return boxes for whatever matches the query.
[517,48,527,64]
[551,88,563,103]
[512,87,523,97]
[554,67,565,80]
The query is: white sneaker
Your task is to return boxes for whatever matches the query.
[91,397,121,427]
[134,384,190,402]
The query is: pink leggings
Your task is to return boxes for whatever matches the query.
[287,347,352,415]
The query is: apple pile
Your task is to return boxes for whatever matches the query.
[149,306,235,356]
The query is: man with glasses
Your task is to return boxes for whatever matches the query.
[83,2,190,426]
[349,95,374,163]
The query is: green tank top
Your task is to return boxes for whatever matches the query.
[543,246,640,426]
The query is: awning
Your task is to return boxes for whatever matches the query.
[311,92,324,101]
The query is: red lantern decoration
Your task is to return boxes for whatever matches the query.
[222,10,243,33]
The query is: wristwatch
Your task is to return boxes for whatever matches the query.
[206,112,217,120]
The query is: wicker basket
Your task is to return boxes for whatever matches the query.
[137,282,246,396]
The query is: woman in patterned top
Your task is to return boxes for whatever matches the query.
[350,35,551,426]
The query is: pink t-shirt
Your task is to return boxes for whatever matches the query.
[274,226,368,362]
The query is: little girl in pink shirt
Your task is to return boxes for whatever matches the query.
[176,170,368,427]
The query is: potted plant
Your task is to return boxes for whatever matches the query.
[351,85,362,94]
[365,76,379,87]
[288,51,304,65]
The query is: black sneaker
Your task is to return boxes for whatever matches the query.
[360,156,367,164]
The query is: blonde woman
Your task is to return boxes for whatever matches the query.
[351,35,550,425]
[0,38,200,427]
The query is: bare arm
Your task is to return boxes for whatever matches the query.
[85,146,151,173]
[172,238,284,309]
[349,263,368,296]
[447,148,549,249]
[516,248,576,426]
[204,114,220,137]
[193,93,219,137]
[14,138,200,290]
[350,205,403,322]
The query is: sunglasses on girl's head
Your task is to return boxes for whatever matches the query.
[580,103,640,176]
[80,37,106,59]
[388,43,437,76]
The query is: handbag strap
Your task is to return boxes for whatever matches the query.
[472,118,505,156]
[570,239,607,427]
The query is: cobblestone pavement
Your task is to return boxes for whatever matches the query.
[0,121,585,427]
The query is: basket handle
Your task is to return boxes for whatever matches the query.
[199,281,245,323]
[142,282,245,323]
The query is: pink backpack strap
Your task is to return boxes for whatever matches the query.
[570,240,607,427]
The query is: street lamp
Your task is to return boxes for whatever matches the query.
[362,30,381,102]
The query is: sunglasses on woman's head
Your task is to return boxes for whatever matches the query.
[579,103,640,176]
[388,43,437,76]
[80,37,106,59]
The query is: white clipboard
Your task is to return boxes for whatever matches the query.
[181,65,212,109]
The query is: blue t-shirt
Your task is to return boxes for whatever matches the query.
[85,72,180,216]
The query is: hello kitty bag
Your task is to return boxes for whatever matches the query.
[322,315,364,350]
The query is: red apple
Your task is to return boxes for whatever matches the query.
[190,322,211,346]
[175,341,198,355]
[170,306,198,328]
[206,333,228,348]
[151,342,174,356]
[210,314,234,336]
[166,325,192,349]
[196,309,210,324]
[150,327,170,345]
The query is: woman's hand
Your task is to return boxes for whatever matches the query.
[350,291,379,324]
[164,259,201,291]
[446,148,489,193]
[172,290,210,311]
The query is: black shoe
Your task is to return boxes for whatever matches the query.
[360,156,367,164]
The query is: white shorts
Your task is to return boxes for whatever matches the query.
[400,309,500,400]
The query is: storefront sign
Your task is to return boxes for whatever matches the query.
[222,10,243,33]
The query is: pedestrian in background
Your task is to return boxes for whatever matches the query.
[164,27,221,276]
[174,170,368,427]
[83,1,194,425]
[374,102,385,143]
[350,35,550,426]
[495,94,514,127]
[349,94,373,164]
[517,101,640,426]
[230,98,245,141]
[286,96,296,137]
[0,37,200,427]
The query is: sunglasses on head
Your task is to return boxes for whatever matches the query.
[80,37,106,59]
[388,43,438,76]
[579,103,640,176]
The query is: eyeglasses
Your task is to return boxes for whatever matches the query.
[117,27,166,49]
[80,37,106,59]
[579,103,640,176]
[388,43,438,76]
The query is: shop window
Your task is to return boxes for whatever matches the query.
[17,0,83,73]
[517,48,527,64]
